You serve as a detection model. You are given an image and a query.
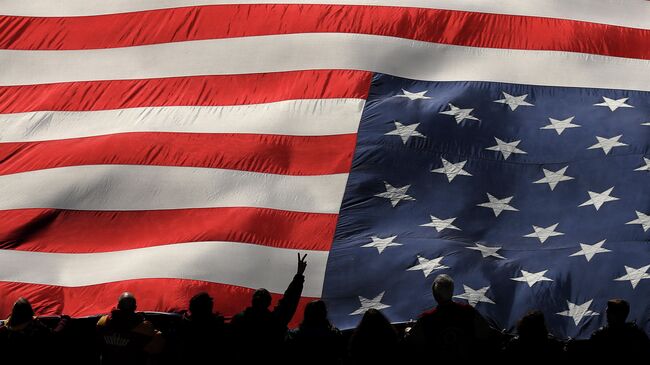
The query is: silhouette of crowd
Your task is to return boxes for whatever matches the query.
[1,255,648,364]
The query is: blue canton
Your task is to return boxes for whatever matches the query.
[322,73,650,339]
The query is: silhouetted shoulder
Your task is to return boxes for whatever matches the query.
[418,307,437,318]
[418,301,475,320]
[592,322,649,341]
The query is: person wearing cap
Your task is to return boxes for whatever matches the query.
[96,292,164,365]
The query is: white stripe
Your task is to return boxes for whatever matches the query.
[0,165,348,213]
[1,33,648,90]
[0,242,327,296]
[0,99,364,142]
[0,0,648,29]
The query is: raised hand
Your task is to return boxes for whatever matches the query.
[297,253,308,276]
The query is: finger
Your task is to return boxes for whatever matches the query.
[302,253,308,261]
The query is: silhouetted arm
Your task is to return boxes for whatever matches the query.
[272,253,307,327]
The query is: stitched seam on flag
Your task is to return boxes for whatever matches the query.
[1,1,649,29]
[336,235,650,250]
[366,143,648,166]
[1,34,649,89]
[1,5,649,60]
[0,98,365,116]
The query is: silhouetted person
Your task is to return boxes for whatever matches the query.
[405,274,497,361]
[503,310,565,362]
[590,299,649,358]
[285,300,345,365]
[96,292,164,365]
[348,309,399,365]
[230,253,307,361]
[0,297,54,363]
[175,292,227,363]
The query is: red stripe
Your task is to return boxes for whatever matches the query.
[0,207,337,253]
[0,132,357,176]
[0,70,372,114]
[0,5,647,59]
[0,279,315,326]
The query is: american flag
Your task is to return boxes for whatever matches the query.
[0,1,648,338]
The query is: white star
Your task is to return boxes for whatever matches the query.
[533,166,574,191]
[570,240,611,262]
[420,215,461,232]
[431,158,472,182]
[477,193,518,217]
[557,300,599,326]
[486,137,527,160]
[594,96,633,111]
[524,223,564,244]
[493,92,534,111]
[540,117,581,135]
[361,235,402,254]
[511,269,553,287]
[588,135,628,155]
[407,255,449,277]
[627,211,650,232]
[467,243,505,259]
[615,265,650,289]
[439,103,480,124]
[395,89,431,100]
[349,292,391,315]
[384,121,426,144]
[634,157,650,172]
[453,285,495,307]
[375,182,415,207]
[579,187,619,211]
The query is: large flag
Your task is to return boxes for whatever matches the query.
[0,1,648,338]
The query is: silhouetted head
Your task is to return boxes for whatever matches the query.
[352,309,397,343]
[189,292,214,318]
[252,288,272,310]
[606,299,630,326]
[517,310,548,341]
[358,309,390,329]
[117,292,137,313]
[8,297,34,327]
[301,300,328,328]
[432,274,454,305]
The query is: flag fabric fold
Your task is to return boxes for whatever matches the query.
[0,1,648,337]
